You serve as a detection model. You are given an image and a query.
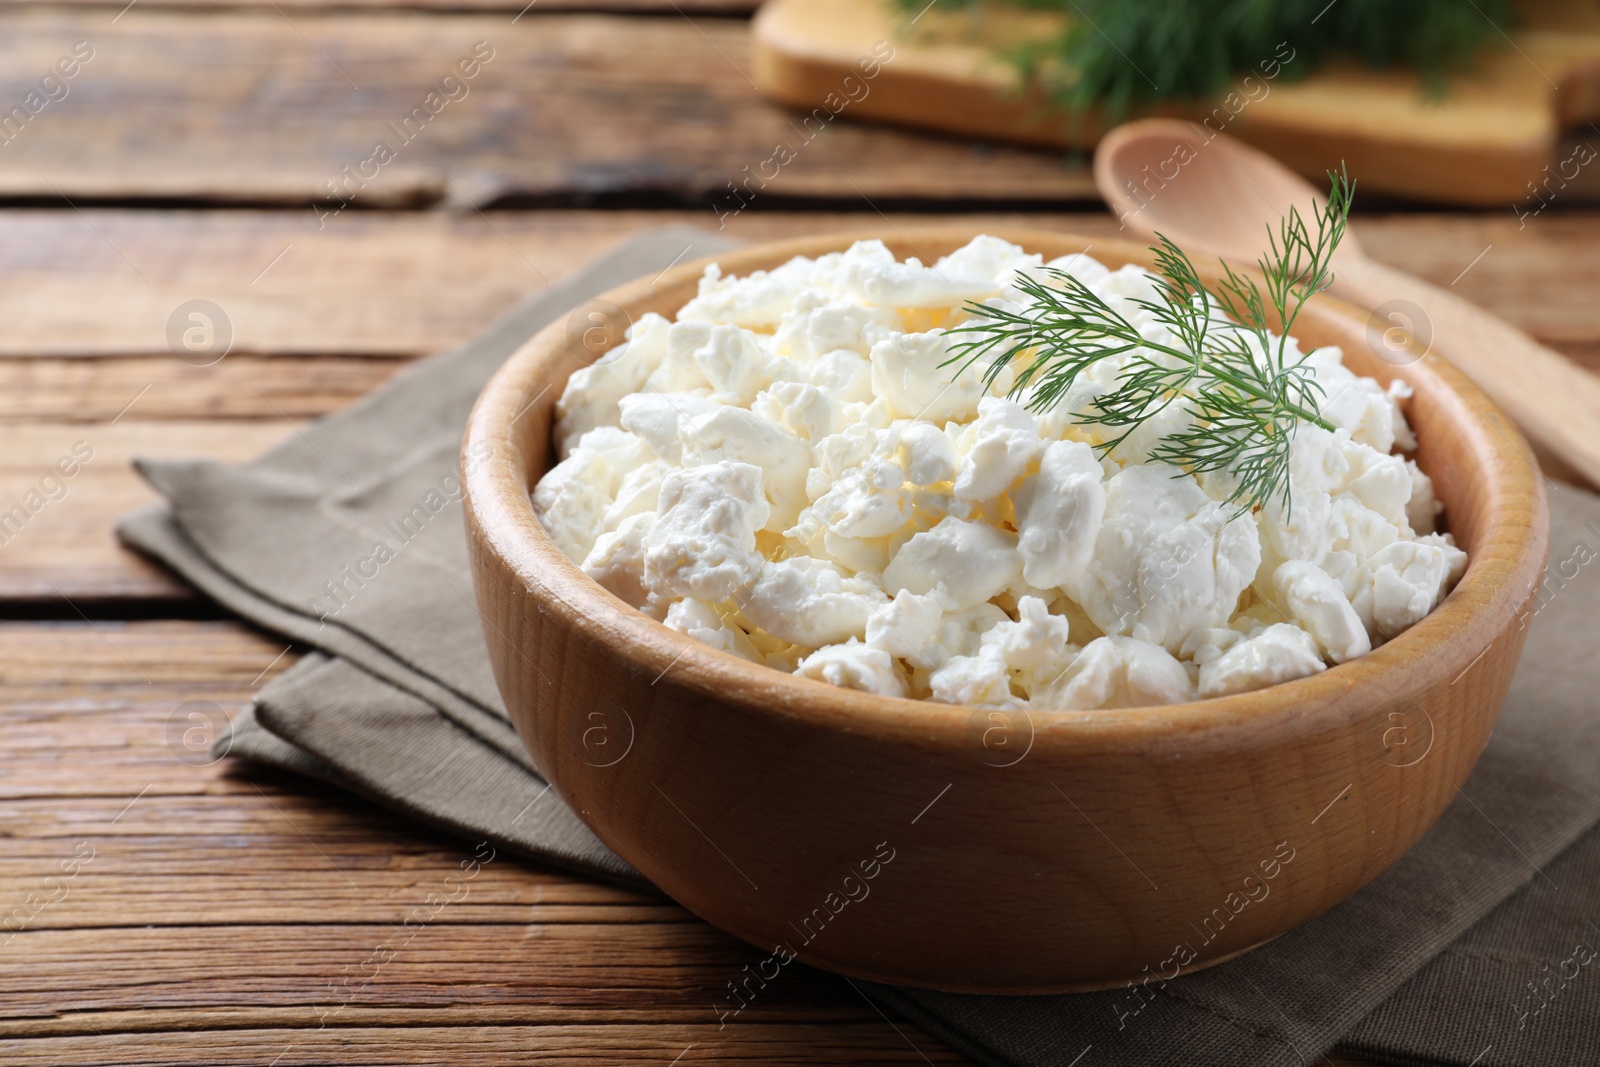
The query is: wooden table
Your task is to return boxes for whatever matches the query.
[2,3,1596,1064]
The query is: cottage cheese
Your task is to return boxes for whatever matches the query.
[534,237,1467,709]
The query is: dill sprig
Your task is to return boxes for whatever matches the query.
[945,168,1355,515]
[893,0,1511,117]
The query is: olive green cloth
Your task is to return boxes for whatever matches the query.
[118,228,1600,1067]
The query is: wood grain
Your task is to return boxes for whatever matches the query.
[0,210,609,358]
[0,622,967,1064]
[0,421,287,604]
[3,209,1600,361]
[0,1027,968,1065]
[0,357,403,420]
[0,618,1377,1065]
[0,9,1094,206]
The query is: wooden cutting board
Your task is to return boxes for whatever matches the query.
[752,0,1600,205]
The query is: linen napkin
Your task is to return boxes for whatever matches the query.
[118,227,1600,1067]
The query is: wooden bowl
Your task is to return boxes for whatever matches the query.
[462,228,1548,993]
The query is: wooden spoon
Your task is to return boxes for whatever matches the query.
[1094,117,1600,486]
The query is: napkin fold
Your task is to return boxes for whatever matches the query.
[119,228,1600,1067]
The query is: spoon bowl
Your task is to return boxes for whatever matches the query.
[1094,118,1363,271]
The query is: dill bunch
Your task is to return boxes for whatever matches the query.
[894,0,1512,116]
[945,168,1355,515]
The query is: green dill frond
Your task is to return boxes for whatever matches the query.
[943,168,1355,515]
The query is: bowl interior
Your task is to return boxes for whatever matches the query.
[467,227,1545,744]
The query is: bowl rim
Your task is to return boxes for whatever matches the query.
[463,226,1549,756]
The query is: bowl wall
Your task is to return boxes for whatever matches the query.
[463,229,1548,992]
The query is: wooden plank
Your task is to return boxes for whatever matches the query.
[0,210,618,358]
[0,357,402,420]
[0,421,288,604]
[0,1026,969,1065]
[1356,213,1600,349]
[4,208,1600,362]
[7,924,846,1017]
[0,622,966,1064]
[0,621,1374,1064]
[0,9,1095,206]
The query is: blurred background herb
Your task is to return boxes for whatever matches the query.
[892,0,1514,118]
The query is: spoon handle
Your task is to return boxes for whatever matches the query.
[1340,258,1600,487]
